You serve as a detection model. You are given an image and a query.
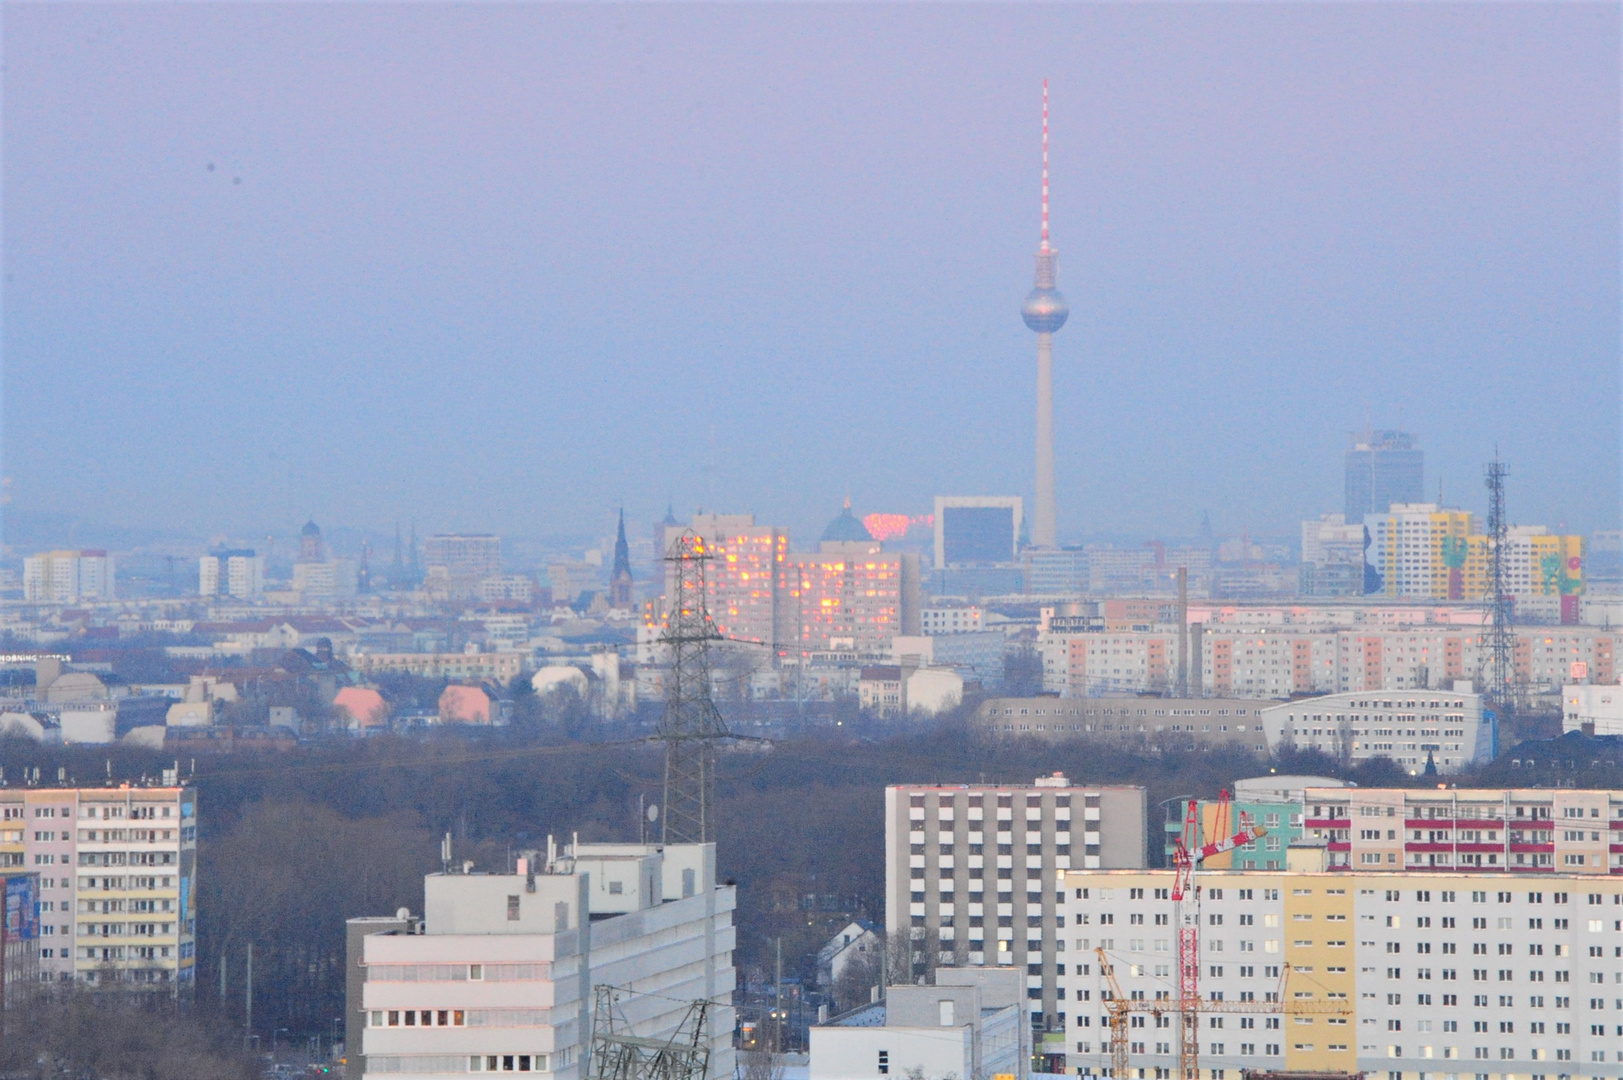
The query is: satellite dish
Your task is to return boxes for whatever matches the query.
[647,803,660,823]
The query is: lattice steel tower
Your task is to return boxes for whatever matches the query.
[1484,457,1515,708]
[658,530,730,844]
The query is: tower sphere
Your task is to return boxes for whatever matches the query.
[1022,286,1069,334]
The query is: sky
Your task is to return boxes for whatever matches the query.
[3,2,1619,551]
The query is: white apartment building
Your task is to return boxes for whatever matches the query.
[810,968,1029,1080]
[199,550,264,599]
[357,842,734,1080]
[0,783,196,989]
[1564,684,1623,736]
[1040,624,1620,698]
[921,604,984,634]
[973,697,1273,754]
[1058,868,1623,1080]
[22,550,115,603]
[1259,690,1494,773]
[1298,787,1623,875]
[884,778,1146,1041]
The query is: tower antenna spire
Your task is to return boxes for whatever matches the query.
[1041,78,1051,252]
[1022,78,1068,550]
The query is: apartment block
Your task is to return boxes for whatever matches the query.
[1259,690,1494,773]
[1298,786,1623,875]
[355,842,734,1080]
[0,784,196,990]
[22,550,115,604]
[973,697,1272,754]
[884,778,1146,1042]
[1058,868,1623,1080]
[1038,624,1617,698]
[199,550,264,599]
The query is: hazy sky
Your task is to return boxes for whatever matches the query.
[4,2,1618,548]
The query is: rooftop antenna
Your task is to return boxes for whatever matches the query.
[441,832,452,874]
[1041,77,1051,253]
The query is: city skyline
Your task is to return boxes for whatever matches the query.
[4,4,1618,545]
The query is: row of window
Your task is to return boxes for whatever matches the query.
[1,805,180,820]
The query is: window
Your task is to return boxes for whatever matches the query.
[506,896,520,921]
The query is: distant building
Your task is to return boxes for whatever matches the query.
[438,684,492,724]
[292,558,359,600]
[784,539,921,659]
[1344,427,1423,520]
[1562,681,1623,735]
[353,842,735,1080]
[609,511,634,608]
[477,575,535,604]
[1259,688,1492,772]
[546,561,600,606]
[0,784,196,990]
[975,696,1274,753]
[1299,513,1364,597]
[298,519,326,563]
[22,550,114,603]
[1364,504,1583,607]
[198,549,263,599]
[424,534,502,595]
[933,496,1021,569]
[1024,547,1087,595]
[884,777,1147,1039]
[353,652,525,684]
[858,666,904,717]
[928,630,1004,684]
[810,968,1028,1080]
[921,602,983,634]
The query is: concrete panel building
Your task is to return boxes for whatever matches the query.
[810,968,1028,1080]
[1059,867,1623,1080]
[356,842,734,1080]
[884,777,1146,1047]
[0,783,196,991]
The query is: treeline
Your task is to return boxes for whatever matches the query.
[1,714,1613,1046]
[0,990,258,1080]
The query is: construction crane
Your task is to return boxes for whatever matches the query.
[1172,792,1266,1080]
[1095,950,1352,1080]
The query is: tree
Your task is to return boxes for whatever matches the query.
[0,989,256,1080]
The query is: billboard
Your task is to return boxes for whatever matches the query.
[4,875,37,941]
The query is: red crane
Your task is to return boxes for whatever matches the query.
[1171,791,1266,1080]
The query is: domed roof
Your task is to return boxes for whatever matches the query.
[301,519,322,537]
[821,502,873,543]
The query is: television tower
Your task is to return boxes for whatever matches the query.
[1021,79,1069,549]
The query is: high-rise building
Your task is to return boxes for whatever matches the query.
[1344,428,1424,520]
[783,539,921,658]
[0,783,196,991]
[423,534,502,592]
[1020,81,1070,550]
[22,550,115,603]
[661,514,789,650]
[1364,505,1584,606]
[884,777,1146,1044]
[352,842,735,1080]
[935,497,1023,569]
[199,549,264,599]
[1059,867,1623,1078]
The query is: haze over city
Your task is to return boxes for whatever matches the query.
[5,3,1618,545]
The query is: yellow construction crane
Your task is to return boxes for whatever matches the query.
[1095,949,1352,1080]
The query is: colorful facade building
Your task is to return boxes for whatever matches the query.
[0,783,196,992]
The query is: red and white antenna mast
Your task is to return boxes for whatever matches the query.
[1041,78,1051,253]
